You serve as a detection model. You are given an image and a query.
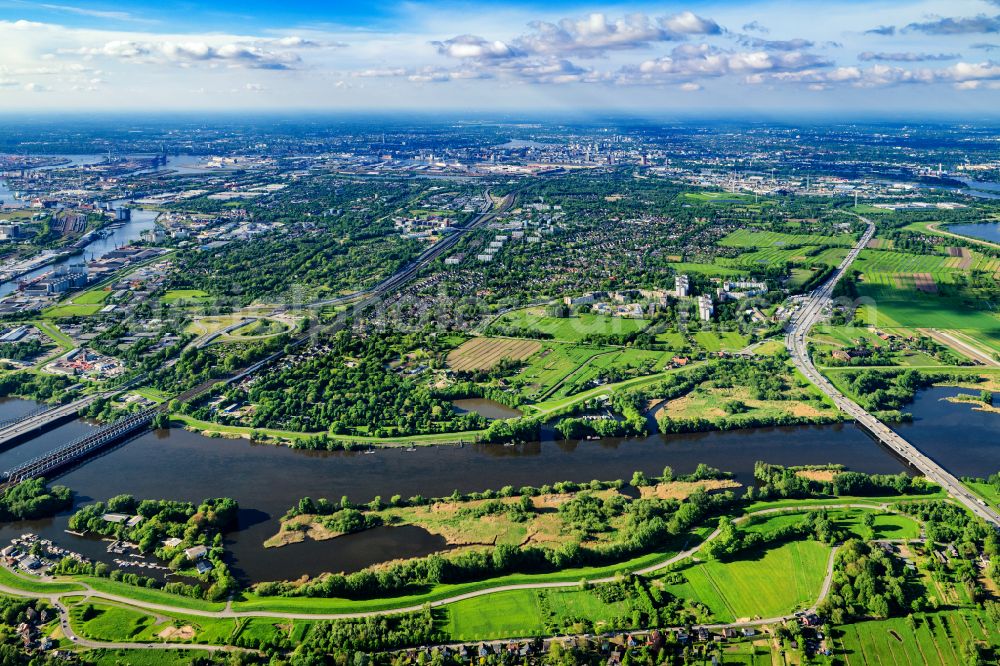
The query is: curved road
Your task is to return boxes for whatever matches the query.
[0,502,901,640]
[785,217,1000,528]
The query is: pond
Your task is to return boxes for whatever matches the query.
[452,398,523,420]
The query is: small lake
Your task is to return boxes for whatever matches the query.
[945,222,1000,245]
[453,398,523,420]
[0,385,994,584]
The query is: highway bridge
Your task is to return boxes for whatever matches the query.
[786,217,1000,528]
[0,394,102,450]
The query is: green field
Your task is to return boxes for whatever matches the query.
[693,330,749,352]
[41,303,103,318]
[855,247,1000,276]
[720,229,855,249]
[72,289,110,305]
[545,347,678,400]
[444,589,548,640]
[858,284,1000,336]
[681,191,755,204]
[162,289,211,303]
[719,245,848,271]
[512,342,613,400]
[496,307,650,342]
[665,261,741,277]
[444,540,831,639]
[659,539,831,622]
[32,320,75,349]
[742,509,920,541]
[835,610,1000,666]
[70,600,240,645]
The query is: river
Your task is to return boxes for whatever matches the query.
[0,385,994,584]
[0,208,158,297]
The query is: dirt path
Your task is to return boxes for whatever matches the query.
[0,502,906,653]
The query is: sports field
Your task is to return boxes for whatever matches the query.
[719,246,848,270]
[162,289,212,303]
[693,330,749,352]
[446,337,543,371]
[658,539,831,622]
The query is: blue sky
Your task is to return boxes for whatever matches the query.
[2,0,1000,113]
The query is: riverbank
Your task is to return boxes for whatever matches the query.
[0,496,951,658]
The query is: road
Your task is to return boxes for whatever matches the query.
[0,501,922,657]
[291,188,512,311]
[0,393,101,449]
[785,217,1000,528]
[920,328,999,368]
[0,503,893,623]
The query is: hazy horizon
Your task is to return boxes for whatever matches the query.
[2,0,1000,113]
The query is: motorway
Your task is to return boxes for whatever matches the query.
[292,189,512,311]
[0,394,101,449]
[785,217,1000,528]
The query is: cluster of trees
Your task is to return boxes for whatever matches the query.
[554,416,644,440]
[222,329,485,437]
[68,494,239,599]
[704,510,848,560]
[548,575,699,636]
[477,415,541,444]
[842,368,946,414]
[0,478,72,521]
[0,371,72,403]
[482,322,553,340]
[750,462,933,501]
[168,177,426,303]
[659,410,839,435]
[287,497,382,536]
[154,335,287,396]
[819,539,918,624]
[51,556,208,601]
[0,339,47,363]
[294,608,441,657]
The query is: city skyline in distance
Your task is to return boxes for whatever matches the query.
[2,0,1000,113]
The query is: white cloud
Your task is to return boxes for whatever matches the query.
[63,39,305,69]
[434,10,721,62]
[619,43,831,85]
